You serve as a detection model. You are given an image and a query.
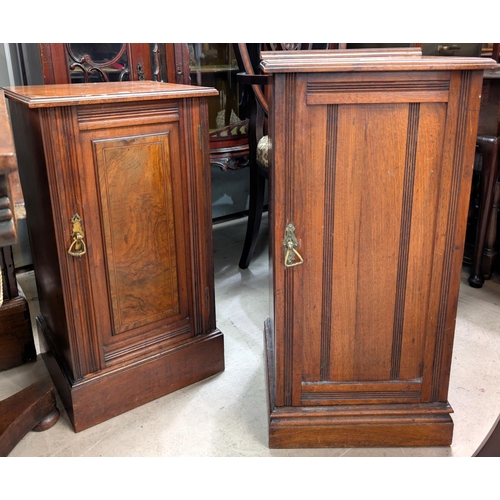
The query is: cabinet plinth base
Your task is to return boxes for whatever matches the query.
[264,320,453,449]
[41,319,224,433]
[268,408,454,449]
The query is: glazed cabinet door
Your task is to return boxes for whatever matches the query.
[270,70,484,409]
[39,43,164,84]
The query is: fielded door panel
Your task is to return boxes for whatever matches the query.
[81,125,193,363]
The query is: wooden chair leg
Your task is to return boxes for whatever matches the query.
[239,169,266,270]
[481,180,500,278]
[469,136,500,288]
[0,379,60,457]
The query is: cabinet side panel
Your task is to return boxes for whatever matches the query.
[7,101,70,365]
[179,98,217,335]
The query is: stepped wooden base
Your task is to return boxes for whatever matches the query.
[268,406,454,449]
[40,317,225,433]
[264,320,453,449]
[0,379,60,457]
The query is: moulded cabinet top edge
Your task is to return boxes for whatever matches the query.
[260,51,499,73]
[1,82,219,108]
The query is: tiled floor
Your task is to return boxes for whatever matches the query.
[2,214,500,457]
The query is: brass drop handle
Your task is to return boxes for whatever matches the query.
[283,223,304,268]
[68,213,87,258]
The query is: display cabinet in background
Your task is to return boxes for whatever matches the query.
[187,43,249,172]
[38,43,175,84]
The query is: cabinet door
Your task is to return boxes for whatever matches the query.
[271,70,481,408]
[83,123,195,365]
[47,101,215,377]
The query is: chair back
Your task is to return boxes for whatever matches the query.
[233,44,338,117]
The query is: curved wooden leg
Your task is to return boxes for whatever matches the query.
[469,136,500,288]
[239,168,266,270]
[0,379,60,457]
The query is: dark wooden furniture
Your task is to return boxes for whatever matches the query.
[233,43,270,269]
[261,50,497,448]
[38,43,175,84]
[4,81,225,432]
[0,379,60,457]
[0,90,35,371]
[0,245,35,371]
[0,88,35,372]
[468,66,500,287]
[0,90,59,457]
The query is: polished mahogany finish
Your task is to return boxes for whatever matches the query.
[262,50,497,448]
[4,81,225,432]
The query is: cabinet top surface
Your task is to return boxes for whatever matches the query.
[2,81,219,108]
[260,50,499,73]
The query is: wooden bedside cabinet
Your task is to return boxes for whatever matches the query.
[3,81,225,432]
[261,50,497,448]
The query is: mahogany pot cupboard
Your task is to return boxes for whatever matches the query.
[3,82,225,432]
[261,50,497,448]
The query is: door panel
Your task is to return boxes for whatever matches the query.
[330,103,408,382]
[288,93,449,404]
[77,121,192,363]
[94,133,180,335]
